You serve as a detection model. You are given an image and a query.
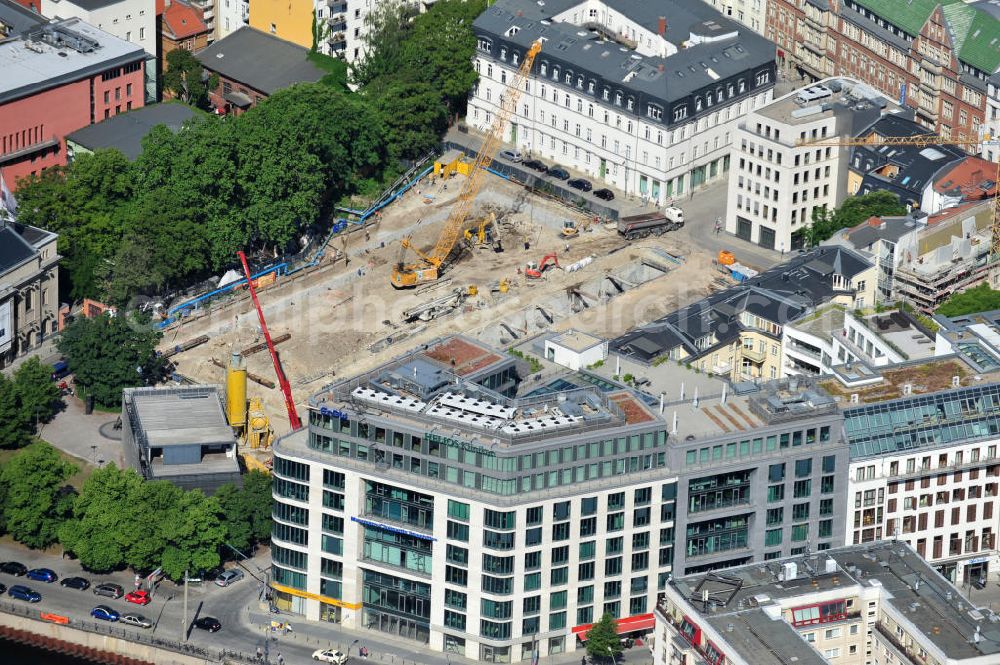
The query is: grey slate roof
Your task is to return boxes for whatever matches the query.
[195,27,326,95]
[66,103,197,160]
[611,246,871,363]
[0,224,37,275]
[473,0,776,123]
[0,0,44,38]
[842,215,923,249]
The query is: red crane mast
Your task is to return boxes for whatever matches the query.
[236,251,302,430]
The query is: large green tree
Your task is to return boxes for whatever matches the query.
[806,190,908,246]
[215,470,273,554]
[348,0,413,89]
[163,48,219,108]
[59,465,144,572]
[160,490,226,580]
[13,357,63,427]
[57,314,164,408]
[0,443,77,549]
[585,613,623,662]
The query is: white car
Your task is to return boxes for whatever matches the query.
[215,569,245,587]
[312,649,349,664]
[499,149,523,163]
[121,613,152,628]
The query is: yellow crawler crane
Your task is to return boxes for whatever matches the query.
[391,40,543,288]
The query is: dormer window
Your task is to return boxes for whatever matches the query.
[615,91,623,105]
[695,97,703,111]
[756,70,769,85]
[478,37,492,52]
[673,106,687,121]
[552,66,560,80]
[500,47,507,61]
[565,72,572,85]
[587,80,595,93]
[602,87,610,101]
[738,79,746,93]
[706,92,713,107]
[626,97,634,110]
[727,83,734,97]
[647,104,662,120]
[576,75,584,89]
[540,62,548,76]
[512,51,519,65]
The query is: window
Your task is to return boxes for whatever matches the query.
[795,459,812,478]
[448,500,469,520]
[793,480,812,498]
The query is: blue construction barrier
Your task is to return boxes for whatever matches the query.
[157,263,289,328]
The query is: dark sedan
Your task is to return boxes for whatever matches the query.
[523,158,548,172]
[193,616,222,633]
[568,178,593,192]
[546,167,570,180]
[0,562,27,577]
[61,576,90,591]
[594,188,615,201]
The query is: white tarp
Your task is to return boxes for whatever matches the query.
[0,299,11,354]
[218,269,243,288]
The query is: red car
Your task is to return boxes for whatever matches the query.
[125,590,151,605]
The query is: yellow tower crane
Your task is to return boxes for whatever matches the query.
[391,40,543,288]
[797,132,1000,256]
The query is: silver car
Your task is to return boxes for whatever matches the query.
[215,569,245,587]
[121,613,152,629]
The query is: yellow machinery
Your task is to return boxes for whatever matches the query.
[226,353,248,429]
[560,220,579,239]
[391,40,543,288]
[246,396,273,449]
[464,212,497,247]
[798,132,1000,257]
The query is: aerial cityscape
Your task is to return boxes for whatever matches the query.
[2,0,1000,664]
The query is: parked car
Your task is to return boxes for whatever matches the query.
[60,576,90,591]
[0,583,6,595]
[546,167,570,180]
[594,188,615,201]
[125,590,151,605]
[312,649,349,664]
[121,613,153,629]
[192,616,222,633]
[91,605,120,622]
[26,568,57,583]
[567,178,593,192]
[93,583,124,599]
[523,158,548,172]
[0,562,27,577]
[498,149,523,163]
[8,585,41,602]
[215,569,245,587]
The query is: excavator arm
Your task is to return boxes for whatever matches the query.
[391,40,543,288]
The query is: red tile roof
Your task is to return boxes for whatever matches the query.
[932,156,998,199]
[163,1,209,40]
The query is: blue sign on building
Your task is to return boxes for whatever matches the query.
[350,516,436,541]
[320,406,350,420]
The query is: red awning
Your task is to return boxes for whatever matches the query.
[571,613,655,638]
[777,49,785,58]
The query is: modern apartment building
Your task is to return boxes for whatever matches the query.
[0,221,59,368]
[469,0,777,207]
[766,0,1000,143]
[654,541,1000,665]
[725,77,907,251]
[271,334,850,662]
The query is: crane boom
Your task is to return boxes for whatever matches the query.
[236,251,302,431]
[392,40,543,288]
[797,132,1000,259]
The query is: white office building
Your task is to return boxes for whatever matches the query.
[700,0,767,34]
[725,77,907,252]
[469,0,776,207]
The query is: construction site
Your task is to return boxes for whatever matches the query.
[153,42,742,451]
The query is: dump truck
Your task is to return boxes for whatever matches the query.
[617,206,684,240]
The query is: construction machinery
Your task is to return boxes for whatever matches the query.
[391,40,542,288]
[236,251,302,431]
[560,220,579,239]
[401,287,470,322]
[525,253,560,279]
[464,211,502,252]
[797,132,1000,257]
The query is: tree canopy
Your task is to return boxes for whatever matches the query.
[214,470,273,555]
[0,358,63,449]
[0,443,77,548]
[585,613,623,661]
[937,283,1000,317]
[163,49,219,109]
[806,190,908,246]
[57,314,164,408]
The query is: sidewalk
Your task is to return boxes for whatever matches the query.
[240,604,653,665]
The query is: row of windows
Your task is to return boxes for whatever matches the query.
[684,427,832,466]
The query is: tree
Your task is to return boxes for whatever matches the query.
[937,283,1000,317]
[159,490,225,580]
[0,375,26,449]
[368,81,448,161]
[60,465,143,572]
[163,48,219,108]
[0,443,77,549]
[585,613,623,662]
[57,315,164,409]
[805,190,907,246]
[349,0,413,89]
[13,357,63,427]
[215,470,272,555]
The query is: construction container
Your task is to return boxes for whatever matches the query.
[226,353,248,428]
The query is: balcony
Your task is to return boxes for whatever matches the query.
[740,346,766,363]
[327,13,346,31]
[328,31,346,49]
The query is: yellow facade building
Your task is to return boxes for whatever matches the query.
[249,0,314,50]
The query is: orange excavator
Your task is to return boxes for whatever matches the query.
[525,254,559,279]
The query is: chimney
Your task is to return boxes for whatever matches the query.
[658,16,666,37]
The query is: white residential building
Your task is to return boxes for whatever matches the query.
[725,77,906,252]
[700,0,767,34]
[216,0,248,38]
[987,72,1000,163]
[469,0,776,207]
